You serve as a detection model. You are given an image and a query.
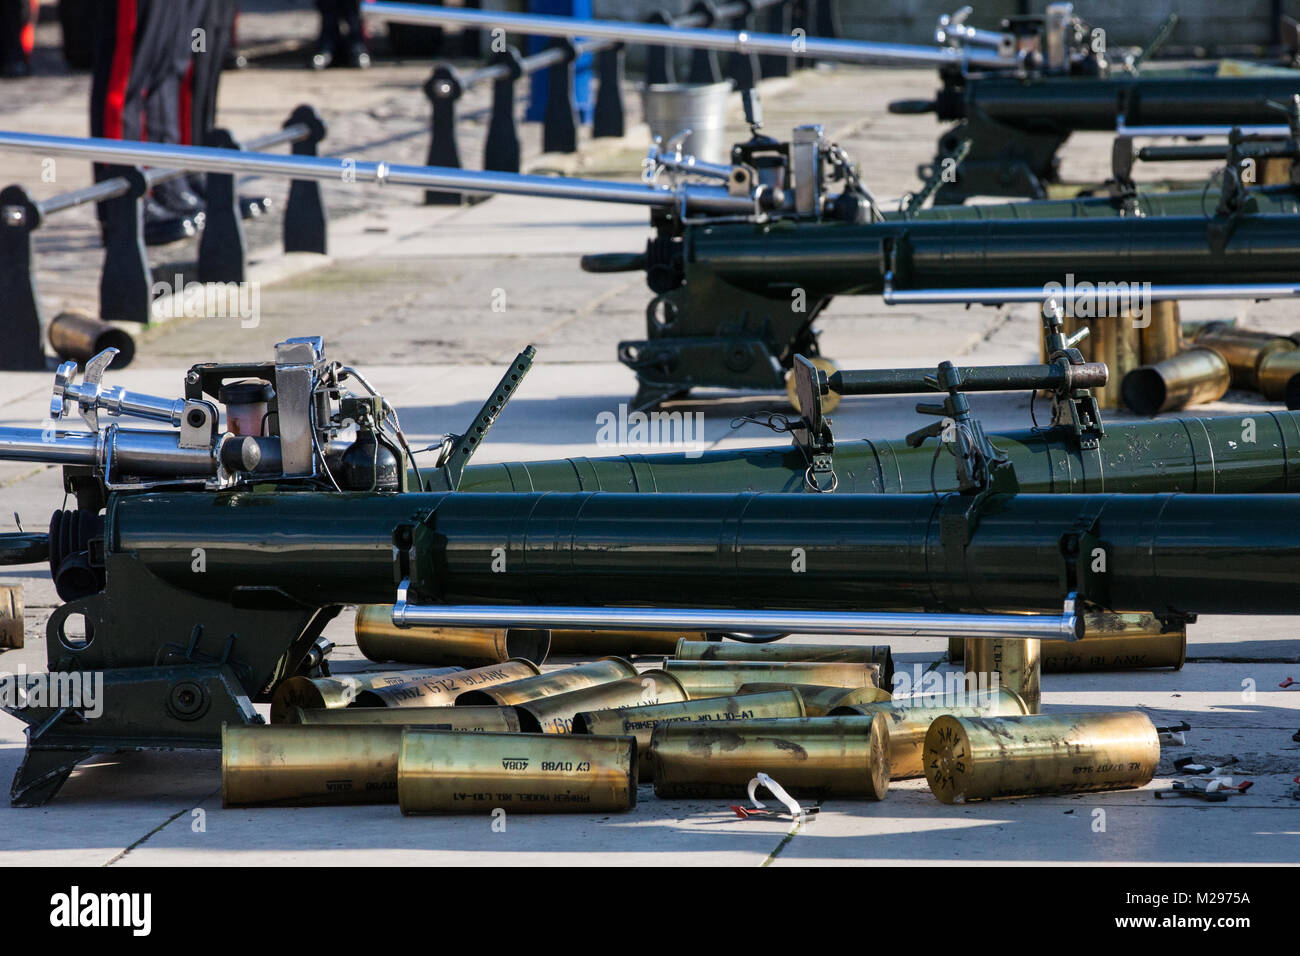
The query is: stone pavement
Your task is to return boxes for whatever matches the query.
[0,4,1295,866]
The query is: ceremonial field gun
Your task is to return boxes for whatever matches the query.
[5,337,1300,805]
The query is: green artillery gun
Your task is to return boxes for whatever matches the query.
[5,334,1300,804]
[893,5,1300,202]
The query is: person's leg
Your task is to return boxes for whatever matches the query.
[312,0,342,69]
[0,0,32,76]
[147,0,206,216]
[90,1,146,168]
[340,0,369,68]
[91,0,197,241]
[139,0,189,146]
[191,0,234,145]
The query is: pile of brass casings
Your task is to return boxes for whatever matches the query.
[673,639,894,687]
[662,660,881,699]
[355,604,550,667]
[513,669,687,733]
[398,729,637,814]
[649,713,891,800]
[242,636,1171,811]
[832,689,1029,779]
[923,711,1160,803]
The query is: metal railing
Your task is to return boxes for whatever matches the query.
[0,105,327,371]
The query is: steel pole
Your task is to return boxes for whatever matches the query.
[0,131,754,213]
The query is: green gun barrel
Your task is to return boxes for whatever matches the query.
[684,214,1300,297]
[960,75,1300,130]
[896,184,1300,221]
[441,410,1300,497]
[112,491,1300,617]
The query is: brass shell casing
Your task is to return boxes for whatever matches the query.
[455,657,637,706]
[354,604,550,667]
[923,710,1161,804]
[1257,348,1300,404]
[672,639,894,686]
[1044,612,1186,672]
[734,682,892,716]
[649,713,891,800]
[397,729,638,814]
[829,688,1030,779]
[513,669,688,734]
[1140,300,1183,366]
[1121,347,1231,416]
[222,724,416,806]
[662,660,880,700]
[269,667,465,722]
[0,583,23,648]
[548,629,715,656]
[963,638,1041,714]
[951,615,1185,672]
[1194,324,1298,391]
[354,659,542,708]
[289,704,522,733]
[572,689,807,780]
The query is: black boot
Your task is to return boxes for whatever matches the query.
[344,40,370,69]
[153,178,206,222]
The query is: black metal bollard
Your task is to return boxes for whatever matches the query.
[484,47,525,172]
[98,166,152,325]
[687,0,724,84]
[197,130,248,284]
[592,43,626,139]
[0,185,47,369]
[424,65,466,204]
[283,104,329,255]
[542,38,579,154]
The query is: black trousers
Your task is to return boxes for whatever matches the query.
[316,0,364,54]
[0,0,34,71]
[187,0,237,147]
